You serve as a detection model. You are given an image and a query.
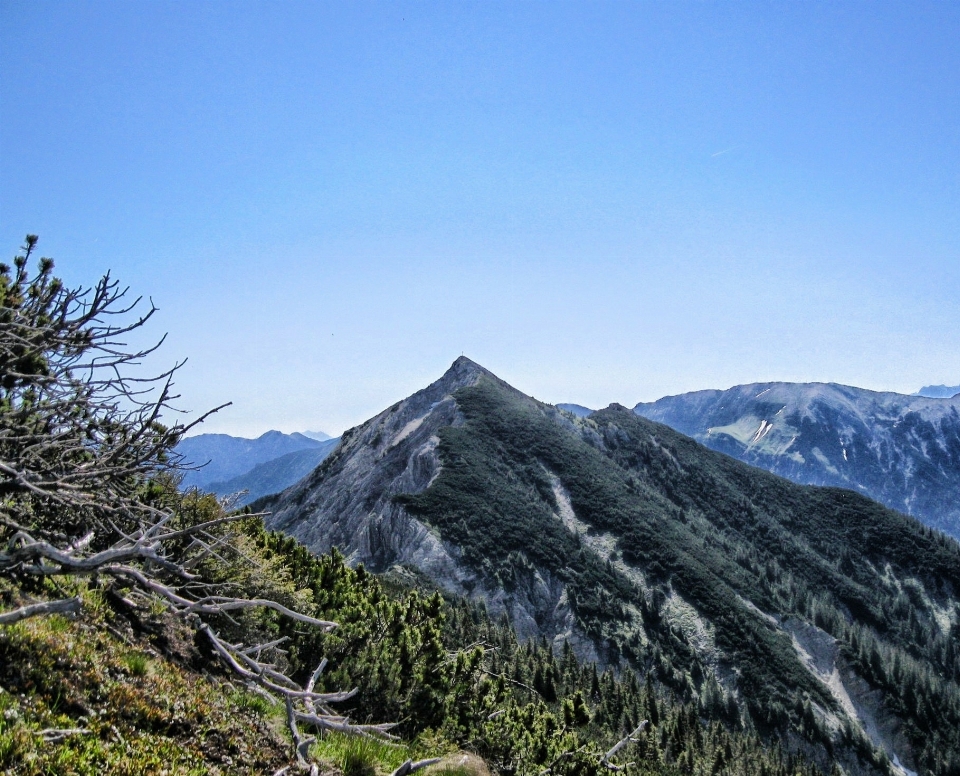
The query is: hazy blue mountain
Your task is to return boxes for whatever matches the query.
[916,384,960,398]
[302,430,333,441]
[633,382,960,539]
[556,403,595,417]
[206,438,340,505]
[176,430,324,489]
[259,358,960,772]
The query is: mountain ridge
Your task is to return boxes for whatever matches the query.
[176,429,327,489]
[917,384,960,399]
[632,381,960,538]
[206,438,340,505]
[260,358,960,776]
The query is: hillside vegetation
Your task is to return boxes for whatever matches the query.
[396,376,960,776]
[1,506,829,776]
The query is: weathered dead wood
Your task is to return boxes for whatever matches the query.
[539,719,649,776]
[391,758,442,776]
[0,596,82,624]
[37,727,92,743]
[600,720,648,771]
[0,238,395,771]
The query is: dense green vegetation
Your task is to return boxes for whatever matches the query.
[0,579,292,775]
[398,376,960,776]
[198,504,831,775]
[2,501,828,775]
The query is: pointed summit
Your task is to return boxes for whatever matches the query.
[451,354,480,369]
[260,356,509,570]
[436,355,497,391]
[402,357,518,413]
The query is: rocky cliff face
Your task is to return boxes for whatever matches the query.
[265,357,478,572]
[260,358,599,655]
[634,383,960,539]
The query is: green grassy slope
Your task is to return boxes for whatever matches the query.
[0,584,292,775]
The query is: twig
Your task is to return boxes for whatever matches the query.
[38,727,91,743]
[601,721,648,770]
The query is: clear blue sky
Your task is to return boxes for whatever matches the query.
[2,1,958,436]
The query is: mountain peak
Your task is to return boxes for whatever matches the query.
[447,355,489,377]
[262,362,960,765]
[434,356,498,393]
[916,383,960,398]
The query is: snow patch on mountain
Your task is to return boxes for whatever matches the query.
[635,382,960,538]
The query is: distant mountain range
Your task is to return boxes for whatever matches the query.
[916,384,960,399]
[633,383,960,539]
[556,403,594,417]
[258,357,960,774]
[176,430,338,498]
[206,439,340,506]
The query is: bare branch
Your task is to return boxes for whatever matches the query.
[391,760,442,776]
[601,720,648,769]
[0,596,82,624]
[481,668,540,697]
[37,727,92,744]
[0,240,392,769]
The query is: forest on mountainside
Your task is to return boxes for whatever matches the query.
[0,240,834,775]
[398,379,960,776]
[1,503,830,776]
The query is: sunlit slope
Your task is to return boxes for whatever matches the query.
[265,359,960,775]
[634,382,960,539]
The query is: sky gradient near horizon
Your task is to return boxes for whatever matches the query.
[2,1,958,437]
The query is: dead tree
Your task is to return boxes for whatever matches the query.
[0,235,223,540]
[0,237,391,769]
[538,720,649,775]
[600,720,649,771]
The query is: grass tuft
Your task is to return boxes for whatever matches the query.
[230,687,282,717]
[122,652,150,677]
[312,732,410,776]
